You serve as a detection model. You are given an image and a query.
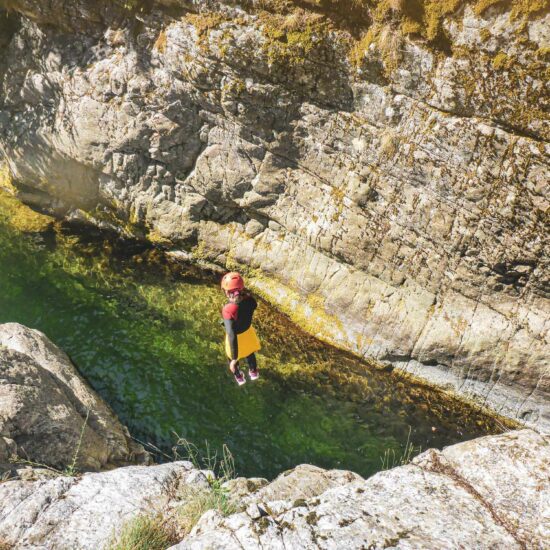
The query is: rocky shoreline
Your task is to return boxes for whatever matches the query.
[0,0,548,429]
[0,322,548,549]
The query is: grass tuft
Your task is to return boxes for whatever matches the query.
[64,409,90,477]
[171,438,238,534]
[104,438,239,548]
[380,427,421,470]
[172,437,236,484]
[106,514,178,550]
[176,484,237,536]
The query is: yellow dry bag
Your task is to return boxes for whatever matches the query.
[225,326,261,360]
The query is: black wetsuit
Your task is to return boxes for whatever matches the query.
[222,294,258,373]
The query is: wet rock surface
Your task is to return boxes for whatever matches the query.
[0,429,545,549]
[0,0,548,427]
[0,322,149,473]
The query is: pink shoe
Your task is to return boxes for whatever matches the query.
[249,369,259,381]
[234,373,246,386]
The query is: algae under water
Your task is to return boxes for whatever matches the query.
[0,191,510,479]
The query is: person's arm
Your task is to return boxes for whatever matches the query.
[245,292,257,313]
[222,303,239,360]
[224,318,238,360]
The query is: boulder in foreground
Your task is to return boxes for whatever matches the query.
[175,429,549,550]
[0,322,150,473]
[0,429,546,549]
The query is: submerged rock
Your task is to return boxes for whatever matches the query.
[0,429,545,549]
[0,1,548,428]
[0,322,150,473]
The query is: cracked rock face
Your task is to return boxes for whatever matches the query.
[0,1,548,428]
[0,460,204,550]
[0,322,150,473]
[174,429,549,550]
[0,430,550,550]
[0,429,546,550]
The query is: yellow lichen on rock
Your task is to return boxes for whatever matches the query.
[472,0,507,16]
[492,51,512,69]
[349,28,376,68]
[259,9,327,66]
[349,23,403,76]
[153,29,167,53]
[0,162,16,194]
[509,0,550,21]
[422,0,463,41]
[184,12,228,49]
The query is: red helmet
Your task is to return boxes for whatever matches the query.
[221,272,244,292]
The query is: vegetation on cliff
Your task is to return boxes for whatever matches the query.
[247,0,549,42]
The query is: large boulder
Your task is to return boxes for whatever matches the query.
[0,429,546,549]
[0,322,149,472]
[174,429,549,550]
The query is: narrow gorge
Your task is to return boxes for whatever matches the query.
[1,0,548,427]
[0,0,548,548]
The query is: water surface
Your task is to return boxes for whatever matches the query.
[0,191,509,479]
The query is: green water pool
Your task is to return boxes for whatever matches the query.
[0,192,508,479]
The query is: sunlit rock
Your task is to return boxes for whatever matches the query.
[0,323,150,473]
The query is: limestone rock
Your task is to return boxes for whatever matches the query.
[0,322,150,472]
[0,461,203,550]
[240,464,362,506]
[0,1,548,428]
[223,476,268,503]
[0,430,546,550]
[173,429,549,550]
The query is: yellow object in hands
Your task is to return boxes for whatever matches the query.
[225,326,261,360]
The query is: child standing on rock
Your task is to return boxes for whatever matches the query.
[221,272,261,385]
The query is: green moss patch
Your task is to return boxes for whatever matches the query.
[0,186,54,233]
[258,9,329,66]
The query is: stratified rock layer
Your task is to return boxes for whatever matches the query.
[0,322,149,472]
[0,429,546,549]
[0,1,548,427]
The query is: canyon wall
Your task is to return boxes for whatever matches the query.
[0,0,548,428]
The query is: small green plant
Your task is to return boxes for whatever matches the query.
[1,471,13,483]
[171,437,238,535]
[176,484,237,536]
[173,437,236,484]
[105,514,178,550]
[9,409,90,477]
[380,427,421,470]
[64,409,90,476]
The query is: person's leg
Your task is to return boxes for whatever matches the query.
[229,360,246,385]
[229,360,242,376]
[246,353,259,379]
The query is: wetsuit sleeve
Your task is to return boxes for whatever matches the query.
[224,319,238,360]
[222,303,239,360]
